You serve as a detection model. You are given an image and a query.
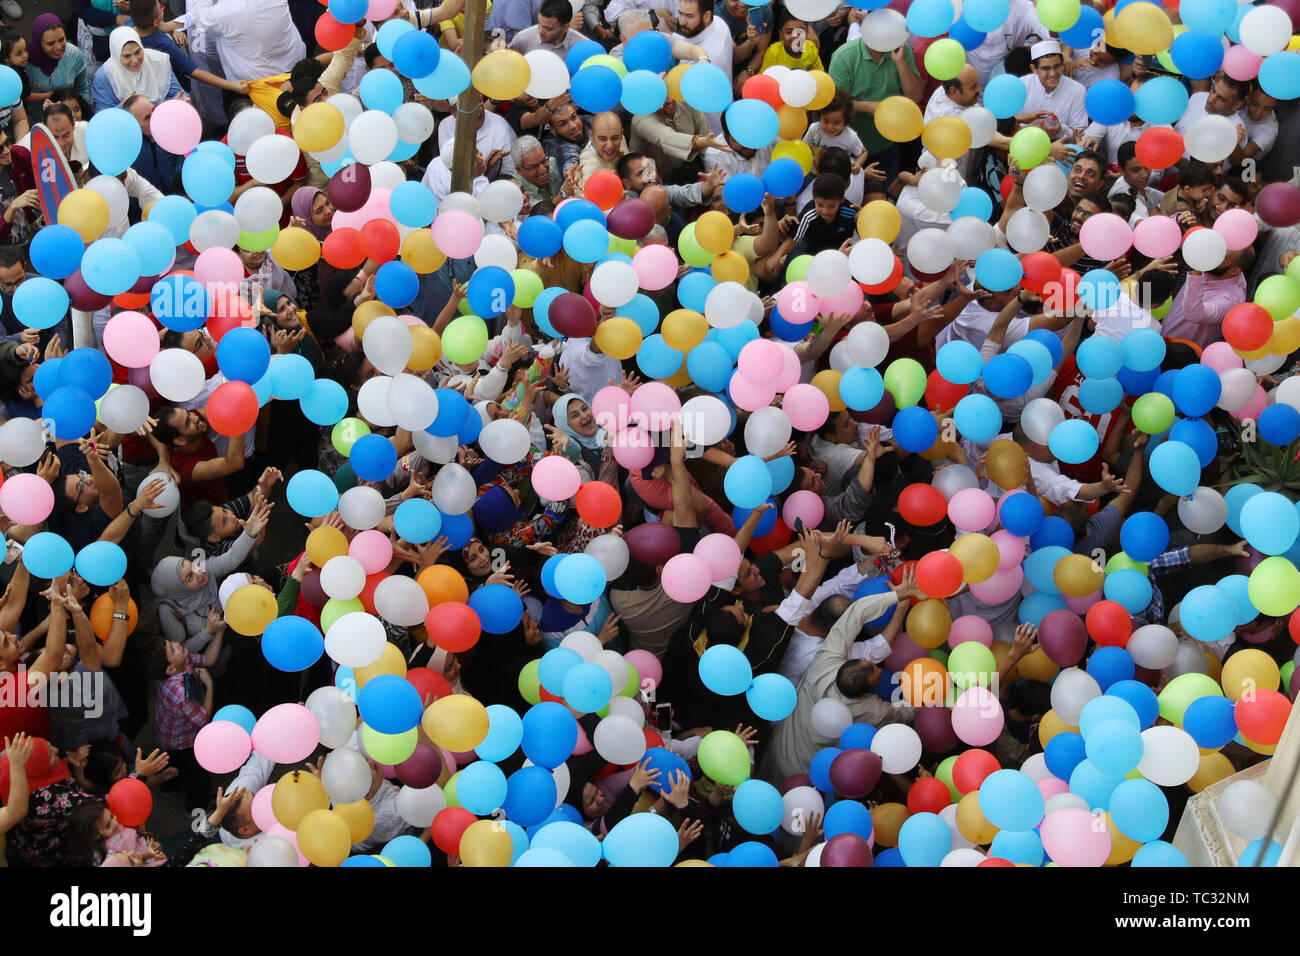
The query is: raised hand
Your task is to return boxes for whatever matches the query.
[205,605,225,635]
[1011,622,1039,659]
[135,476,170,512]
[630,757,662,794]
[4,732,32,769]
[135,748,170,777]
[676,818,705,852]
[241,498,274,537]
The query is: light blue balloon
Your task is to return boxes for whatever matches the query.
[678,270,716,312]
[1048,418,1100,465]
[0,65,19,105]
[21,532,75,579]
[300,378,349,426]
[936,340,983,385]
[381,834,431,867]
[1257,51,1300,101]
[746,673,797,721]
[1068,758,1125,811]
[1216,573,1258,626]
[147,195,197,245]
[251,369,273,407]
[286,469,340,517]
[182,150,235,208]
[1239,838,1283,867]
[74,541,127,587]
[514,847,574,867]
[267,353,314,400]
[1077,335,1124,379]
[538,647,583,694]
[414,51,471,99]
[1078,376,1123,415]
[12,277,70,330]
[562,218,610,263]
[725,99,779,149]
[84,108,143,176]
[1024,545,1071,595]
[457,760,508,815]
[978,769,1044,832]
[1225,483,1262,537]
[602,812,679,866]
[360,68,405,113]
[561,662,613,713]
[1007,339,1052,387]
[974,248,1023,291]
[699,644,754,696]
[897,812,951,867]
[376,18,416,59]
[953,393,1002,442]
[839,366,885,411]
[616,293,659,336]
[620,69,668,115]
[950,189,994,222]
[553,553,606,605]
[984,73,1027,118]
[1132,840,1188,867]
[907,0,955,36]
[1078,694,1140,738]
[1239,491,1300,556]
[529,821,601,867]
[732,779,784,835]
[1148,440,1201,497]
[1084,718,1144,775]
[122,221,177,277]
[1018,591,1066,625]
[1122,328,1165,372]
[1179,0,1236,34]
[680,61,732,113]
[637,334,682,379]
[1134,76,1189,126]
[765,456,793,494]
[1109,778,1168,843]
[989,828,1043,865]
[962,0,1009,31]
[1179,584,1238,642]
[390,181,437,227]
[82,239,141,297]
[212,704,256,733]
[476,704,524,763]
[1078,269,1121,311]
[394,498,442,544]
[723,455,772,509]
[1104,568,1153,614]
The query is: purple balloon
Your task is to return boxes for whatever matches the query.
[854,388,897,426]
[1038,609,1087,667]
[829,748,883,798]
[1235,545,1267,575]
[606,198,656,240]
[328,163,372,213]
[915,705,959,753]
[780,773,813,794]
[549,292,597,338]
[1256,182,1300,229]
[624,521,682,567]
[299,569,327,607]
[396,741,443,788]
[821,832,874,867]
[65,270,112,311]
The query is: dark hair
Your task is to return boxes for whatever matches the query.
[1108,190,1136,221]
[776,8,808,31]
[1219,176,1248,203]
[1071,149,1106,175]
[1005,46,1031,77]
[226,97,256,119]
[121,92,146,112]
[835,659,877,698]
[151,405,184,447]
[159,329,188,350]
[1117,140,1139,168]
[1213,72,1250,104]
[128,0,160,28]
[1179,159,1216,190]
[816,145,851,181]
[67,801,111,866]
[1133,269,1174,309]
[810,594,850,635]
[364,42,385,69]
[288,57,326,106]
[818,89,853,124]
[186,500,219,541]
[812,172,846,201]
[1162,341,1199,371]
[0,244,25,270]
[1077,191,1112,213]
[539,0,572,21]
[141,637,171,681]
[616,151,645,182]
[43,103,75,127]
[83,741,128,793]
[53,89,93,119]
[0,31,25,65]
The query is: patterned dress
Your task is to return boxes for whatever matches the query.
[4,779,97,867]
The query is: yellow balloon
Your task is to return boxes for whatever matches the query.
[1220,649,1280,702]
[1269,317,1300,355]
[710,250,750,285]
[1188,751,1234,793]
[297,808,351,867]
[874,96,923,143]
[356,642,408,688]
[1053,553,1106,598]
[663,364,695,388]
[807,71,836,111]
[58,189,110,243]
[811,369,846,412]
[694,211,734,255]
[1037,709,1077,748]
[666,63,690,101]
[1018,648,1059,683]
[675,858,715,866]
[922,116,973,159]
[472,49,531,101]
[272,771,328,830]
[1204,648,1222,684]
[333,798,375,844]
[459,819,514,867]
[307,526,348,566]
[956,791,998,845]
[857,200,901,242]
[1102,7,1125,48]
[422,694,490,752]
[402,228,447,274]
[352,300,397,338]
[409,325,442,371]
[949,533,999,583]
[594,316,643,360]
[777,105,809,141]
[1240,731,1277,755]
[907,598,952,649]
[870,802,911,847]
[226,584,278,636]
[772,138,813,173]
[1116,2,1173,55]
[294,102,345,152]
[921,434,958,461]
[1104,812,1140,865]
[662,309,708,351]
[272,227,322,272]
[986,439,1029,490]
[991,640,1019,682]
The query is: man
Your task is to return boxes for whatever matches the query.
[579,111,629,187]
[703,112,772,178]
[1240,83,1278,164]
[18,103,87,168]
[675,0,735,88]
[130,0,250,124]
[965,0,1048,85]
[1176,72,1248,157]
[1019,40,1088,140]
[183,467,282,559]
[925,64,981,121]
[169,0,307,92]
[1210,177,1249,223]
[629,96,724,182]
[1159,247,1253,349]
[147,406,246,516]
[1049,150,1106,239]
[605,0,679,29]
[0,246,70,350]
[541,97,589,174]
[50,437,127,552]
[1066,41,1124,89]
[811,411,869,498]
[423,145,490,202]
[559,337,623,404]
[828,29,923,178]
[488,0,545,41]
[619,152,724,212]
[512,135,566,207]
[124,94,181,194]
[935,284,1041,353]
[437,101,518,178]
[1089,267,1170,342]
[715,0,770,89]
[509,0,588,55]
[610,9,709,63]
[1080,74,1153,168]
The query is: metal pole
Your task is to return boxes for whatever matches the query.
[450,0,488,194]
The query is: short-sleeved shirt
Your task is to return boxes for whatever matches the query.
[172,439,229,516]
[141,30,199,80]
[762,41,824,73]
[828,39,918,155]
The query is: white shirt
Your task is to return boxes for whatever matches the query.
[437,111,519,178]
[704,144,772,178]
[1175,91,1246,149]
[895,183,952,249]
[1021,72,1089,137]
[560,338,623,403]
[509,24,589,56]
[777,586,887,684]
[1091,289,1158,342]
[180,0,306,83]
[1243,110,1278,160]
[962,431,1085,506]
[803,124,865,158]
[673,19,733,136]
[421,156,489,202]
[924,84,963,123]
[966,0,1049,85]
[934,299,1032,352]
[1081,118,1147,167]
[1071,60,1120,90]
[796,169,865,212]
[1108,177,1164,224]
[18,120,88,169]
[606,0,678,23]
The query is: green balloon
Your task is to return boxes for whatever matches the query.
[331,417,371,456]
[935,754,960,802]
[1255,275,1300,321]
[1286,254,1300,284]
[1249,556,1300,617]
[238,224,280,252]
[608,235,638,256]
[923,38,965,82]
[1036,0,1081,31]
[321,597,364,634]
[443,314,489,364]
[1157,672,1223,726]
[1151,295,1172,320]
[947,641,995,691]
[512,269,544,308]
[1106,552,1147,574]
[331,462,358,493]
[580,53,627,78]
[1131,392,1175,435]
[619,661,641,698]
[677,223,714,268]
[698,730,751,786]
[360,724,418,764]
[1282,661,1295,697]
[518,659,542,705]
[1009,127,1051,171]
[928,646,950,668]
[457,296,474,315]
[443,770,461,808]
[785,254,813,284]
[883,357,926,407]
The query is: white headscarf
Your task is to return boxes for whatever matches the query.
[104,27,175,106]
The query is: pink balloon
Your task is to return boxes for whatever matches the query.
[265,823,310,866]
[782,489,825,531]
[773,345,802,392]
[0,473,54,525]
[367,0,398,18]
[591,385,631,432]
[969,564,1024,604]
[195,246,243,288]
[783,382,831,430]
[1038,777,1068,799]
[1223,44,1263,81]
[532,455,582,501]
[1063,588,1103,614]
[1231,385,1268,423]
[818,280,864,319]
[251,783,278,833]
[430,210,484,259]
[1040,807,1110,867]
[777,280,820,323]
[661,553,713,603]
[693,533,742,581]
[1078,212,1132,261]
[990,529,1026,570]
[1214,208,1258,251]
[629,382,681,432]
[349,529,393,574]
[632,244,678,290]
[950,686,1004,746]
[611,427,654,470]
[1202,341,1244,373]
[151,99,203,156]
[729,370,776,412]
[103,311,161,368]
[624,649,662,688]
[1132,215,1182,259]
[738,339,785,383]
[573,723,593,756]
[398,314,423,327]
[251,703,321,764]
[883,632,927,672]
[948,615,994,649]
[194,720,253,773]
[948,488,995,532]
[332,186,393,232]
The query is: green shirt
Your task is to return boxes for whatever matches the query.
[828,40,918,156]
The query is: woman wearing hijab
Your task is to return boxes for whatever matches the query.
[287,186,336,310]
[24,16,91,124]
[551,393,608,480]
[89,27,182,113]
[0,736,98,866]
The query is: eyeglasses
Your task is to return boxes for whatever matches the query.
[518,157,548,171]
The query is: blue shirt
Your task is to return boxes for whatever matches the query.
[486,0,541,40]
[140,29,199,81]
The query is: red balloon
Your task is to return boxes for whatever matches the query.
[860,256,903,295]
[889,559,918,587]
[1235,690,1291,745]
[821,832,874,867]
[395,741,443,788]
[1038,608,1087,667]
[575,481,621,528]
[924,369,968,412]
[914,704,959,752]
[1043,267,1081,313]
[829,748,883,798]
[1021,251,1062,295]
[978,856,1015,867]
[606,198,656,240]
[1085,600,1132,647]
[1135,126,1185,171]
[359,572,384,615]
[549,292,597,338]
[328,163,371,213]
[406,666,453,704]
[915,551,963,598]
[748,518,791,556]
[430,806,476,855]
[314,11,354,51]
[999,173,1015,201]
[323,227,366,269]
[361,219,400,263]
[205,381,259,436]
[1290,607,1300,645]
[1222,303,1273,352]
[952,748,999,795]
[741,73,783,109]
[427,602,481,653]
[107,776,153,828]
[899,482,948,526]
[907,776,953,815]
[583,169,624,211]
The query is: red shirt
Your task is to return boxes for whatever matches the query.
[1051,355,1132,482]
[172,435,229,515]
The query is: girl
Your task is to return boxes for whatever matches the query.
[287,186,335,310]
[0,32,29,141]
[804,89,870,176]
[67,800,166,866]
[0,736,98,866]
[89,26,182,113]
[23,15,92,125]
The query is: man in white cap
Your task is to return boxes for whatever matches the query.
[1020,40,1089,142]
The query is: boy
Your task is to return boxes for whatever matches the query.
[764,173,857,270]
[1109,140,1163,223]
[1158,159,1216,224]
[146,622,223,810]
[761,12,823,72]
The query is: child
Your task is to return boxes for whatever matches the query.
[145,625,223,811]
[67,800,166,867]
[804,89,870,177]
[1109,140,1163,223]
[1158,158,1216,225]
[761,12,824,72]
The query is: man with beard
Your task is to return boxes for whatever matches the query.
[618,152,725,212]
[673,0,733,133]
[541,97,589,174]
[509,0,589,55]
[629,95,725,182]
[1239,83,1278,164]
[148,406,247,516]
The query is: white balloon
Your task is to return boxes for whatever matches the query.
[585,534,630,580]
[321,747,373,804]
[1219,780,1276,840]
[1020,752,1051,782]
[939,801,977,850]
[524,50,569,98]
[324,611,387,668]
[247,835,300,867]
[917,168,963,213]
[1136,725,1200,786]
[829,340,854,373]
[778,69,817,108]
[357,376,398,428]
[961,105,996,148]
[590,260,639,307]
[849,236,895,285]
[338,485,386,530]
[1183,227,1227,272]
[245,134,302,184]
[413,429,458,463]
[907,227,957,273]
[309,136,350,164]
[1127,624,1179,670]
[0,417,47,468]
[320,555,367,601]
[479,418,532,464]
[781,785,825,836]
[593,714,646,765]
[362,315,414,376]
[806,249,852,297]
[947,216,997,257]
[1167,639,1209,678]
[606,694,645,727]
[681,394,731,446]
[233,186,283,234]
[705,280,751,328]
[388,373,439,431]
[149,348,206,402]
[189,209,241,252]
[306,685,358,746]
[327,92,363,129]
[432,462,476,515]
[1279,376,1300,412]
[787,0,838,20]
[140,471,180,516]
[474,232,519,270]
[942,848,986,866]
[1238,5,1293,56]
[560,631,602,661]
[349,110,399,165]
[762,65,791,84]
[1247,353,1286,376]
[228,107,275,155]
[845,317,890,367]
[804,842,826,867]
[1217,367,1257,411]
[373,574,429,627]
[1023,164,1067,212]
[393,101,435,143]
[932,463,978,499]
[862,8,908,52]
[396,783,446,827]
[438,190,483,219]
[1021,397,1065,445]
[744,405,793,458]
[368,161,407,192]
[870,723,922,773]
[1048,667,1101,726]
[811,698,853,739]
[592,649,629,693]
[99,384,150,434]
[1006,207,1050,253]
[1177,486,1227,535]
[1184,114,1237,164]
[86,174,129,226]
[1044,791,1090,814]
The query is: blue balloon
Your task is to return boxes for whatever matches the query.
[1080,694,1141,738]
[839,366,885,411]
[563,218,610,263]
[1259,403,1300,447]
[518,216,562,259]
[146,195,198,247]
[950,188,994,222]
[907,0,955,36]
[962,0,1008,30]
[939,342,993,390]
[1078,269,1121,311]
[348,434,397,483]
[30,225,85,280]
[1225,483,1261,537]
[623,29,672,72]
[1048,418,1100,465]
[824,799,873,840]
[1087,646,1135,693]
[381,834,431,868]
[413,49,471,99]
[1170,29,1224,79]
[540,554,566,599]
[1078,376,1123,415]
[1000,491,1043,536]
[897,812,950,867]
[213,704,257,733]
[641,747,690,796]
[732,779,784,835]
[1084,79,1136,126]
[12,277,69,331]
[555,198,604,232]
[182,150,235,207]
[700,644,753,697]
[948,16,987,49]
[1024,545,1071,594]
[953,393,1002,442]
[528,821,600,866]
[892,406,938,452]
[809,747,842,792]
[715,319,759,359]
[723,455,772,508]
[193,140,235,170]
[571,65,622,112]
[85,108,143,176]
[122,221,177,278]
[686,341,734,392]
[522,702,579,769]
[216,327,270,384]
[1239,838,1283,867]
[839,723,877,751]
[1170,416,1217,467]
[439,510,474,549]
[1121,512,1169,562]
[990,829,1044,865]
[620,69,668,115]
[616,293,659,335]
[81,238,140,297]
[1240,491,1300,556]
[553,553,606,605]
[359,67,405,113]
[680,61,732,112]
[466,265,514,318]
[762,158,804,198]
[722,172,765,214]
[1110,778,1168,843]
[1180,0,1236,33]
[1104,569,1153,614]
[852,574,898,628]
[261,616,325,672]
[875,846,907,866]
[503,765,557,826]
[1069,758,1125,811]
[1061,4,1104,46]
[974,248,1023,291]
[286,469,340,517]
[391,29,440,79]
[428,387,469,436]
[43,386,96,440]
[765,454,793,494]
[150,274,208,332]
[984,73,1027,119]
[268,353,314,401]
[21,532,75,579]
[1007,339,1053,387]
[982,353,1032,398]
[1045,731,1087,781]
[1029,515,1072,551]
[477,704,524,763]
[1148,440,1201,496]
[724,99,779,149]
[1179,584,1238,641]
[328,0,367,23]
[457,759,508,815]
[565,39,605,73]
[1259,51,1300,101]
[1134,75,1189,126]
[468,583,523,634]
[73,541,127,587]
[1117,363,1160,397]
[1018,591,1065,626]
[1105,680,1158,729]
[561,661,613,713]
[978,769,1044,831]
[604,810,680,866]
[767,306,813,342]
[1182,695,1237,750]
[1132,840,1189,867]
[539,647,583,695]
[1122,328,1165,373]
[374,260,419,308]
[677,270,716,312]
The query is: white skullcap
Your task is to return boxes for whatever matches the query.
[1030,40,1062,61]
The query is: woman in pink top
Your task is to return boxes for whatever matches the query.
[67,801,166,867]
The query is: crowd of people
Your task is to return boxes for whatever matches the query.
[0,0,1298,869]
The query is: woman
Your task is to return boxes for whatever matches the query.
[0,736,98,867]
[67,801,166,866]
[90,27,183,113]
[551,393,606,479]
[150,521,260,651]
[287,186,335,310]
[24,16,92,125]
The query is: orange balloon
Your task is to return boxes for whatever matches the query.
[899,656,950,707]
[584,169,624,211]
[418,564,470,607]
[90,593,138,640]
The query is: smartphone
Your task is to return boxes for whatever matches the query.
[747,7,767,29]
[793,516,806,536]
[655,702,672,734]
